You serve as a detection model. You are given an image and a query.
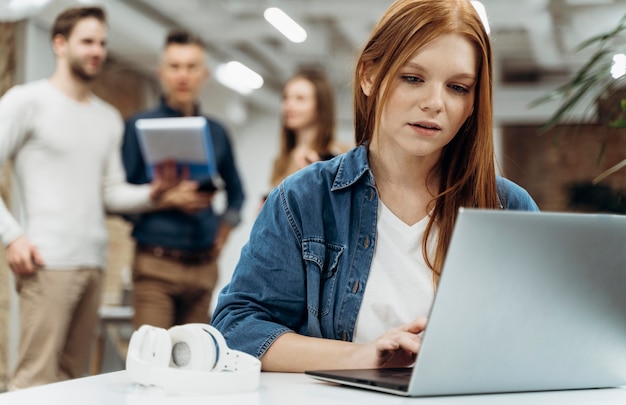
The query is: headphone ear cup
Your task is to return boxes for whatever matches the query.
[168,324,218,371]
[196,324,231,371]
[128,325,172,368]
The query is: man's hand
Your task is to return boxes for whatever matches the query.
[7,236,45,276]
[149,159,184,201]
[157,180,214,213]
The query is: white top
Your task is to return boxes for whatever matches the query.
[0,79,153,269]
[353,201,435,343]
[1,370,625,404]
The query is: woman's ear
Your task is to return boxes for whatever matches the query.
[359,63,375,97]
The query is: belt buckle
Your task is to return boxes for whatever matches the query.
[153,246,165,258]
[143,244,212,264]
[187,251,211,264]
[170,249,183,260]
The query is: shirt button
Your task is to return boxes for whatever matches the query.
[352,280,359,294]
[364,236,370,249]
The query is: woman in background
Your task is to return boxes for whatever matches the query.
[270,68,350,188]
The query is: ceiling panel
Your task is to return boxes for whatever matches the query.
[6,0,626,122]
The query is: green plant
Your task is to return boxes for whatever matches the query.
[593,97,626,183]
[529,13,626,183]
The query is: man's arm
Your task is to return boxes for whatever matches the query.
[102,118,161,213]
[0,86,31,246]
[212,223,233,256]
[211,122,245,253]
[115,116,214,215]
[104,139,212,214]
[213,122,245,227]
[0,85,46,274]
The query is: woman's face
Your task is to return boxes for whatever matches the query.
[282,77,318,132]
[363,33,477,162]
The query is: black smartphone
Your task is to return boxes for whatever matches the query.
[197,178,218,193]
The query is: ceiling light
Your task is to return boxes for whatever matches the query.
[611,54,625,79]
[264,7,307,43]
[565,0,614,4]
[471,1,490,35]
[0,0,51,21]
[215,61,264,95]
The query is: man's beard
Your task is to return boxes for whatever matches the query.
[69,57,101,82]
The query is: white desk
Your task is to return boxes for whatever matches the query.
[1,370,625,404]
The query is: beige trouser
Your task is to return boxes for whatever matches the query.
[8,267,102,391]
[131,252,218,329]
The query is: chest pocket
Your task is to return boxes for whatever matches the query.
[302,240,344,318]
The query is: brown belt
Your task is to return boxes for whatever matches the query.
[136,243,214,264]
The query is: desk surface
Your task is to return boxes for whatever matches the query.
[1,370,626,404]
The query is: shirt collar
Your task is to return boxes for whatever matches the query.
[331,144,375,191]
[158,97,201,116]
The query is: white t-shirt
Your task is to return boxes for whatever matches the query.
[353,200,436,343]
[0,79,153,269]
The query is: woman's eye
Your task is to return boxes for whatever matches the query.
[401,75,422,83]
[449,84,470,94]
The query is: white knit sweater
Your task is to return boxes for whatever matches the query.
[0,79,153,269]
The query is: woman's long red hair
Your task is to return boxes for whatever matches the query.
[353,0,499,284]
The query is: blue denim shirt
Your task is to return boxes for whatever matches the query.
[122,99,245,250]
[211,145,538,358]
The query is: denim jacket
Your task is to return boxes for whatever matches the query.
[211,145,539,358]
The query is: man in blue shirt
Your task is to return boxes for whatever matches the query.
[122,29,245,329]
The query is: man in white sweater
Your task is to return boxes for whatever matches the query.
[0,6,211,390]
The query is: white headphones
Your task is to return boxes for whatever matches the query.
[126,323,261,395]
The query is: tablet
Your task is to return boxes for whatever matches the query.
[135,116,217,181]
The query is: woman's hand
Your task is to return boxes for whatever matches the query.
[260,317,428,372]
[366,317,428,368]
[293,147,321,169]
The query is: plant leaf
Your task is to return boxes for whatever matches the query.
[575,13,626,52]
[537,75,613,132]
[529,51,613,113]
[609,119,626,128]
[592,158,626,184]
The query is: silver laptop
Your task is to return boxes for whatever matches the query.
[306,208,626,396]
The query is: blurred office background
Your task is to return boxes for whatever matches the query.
[1,0,625,387]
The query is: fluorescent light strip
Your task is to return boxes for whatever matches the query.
[215,61,264,95]
[264,7,307,43]
[3,0,51,20]
[9,0,50,7]
[611,54,626,79]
